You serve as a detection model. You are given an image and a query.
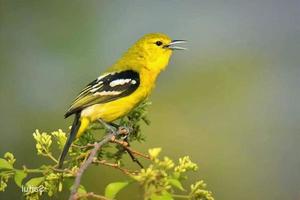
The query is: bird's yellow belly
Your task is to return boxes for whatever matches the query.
[81,88,148,122]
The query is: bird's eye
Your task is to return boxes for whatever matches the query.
[155,41,163,46]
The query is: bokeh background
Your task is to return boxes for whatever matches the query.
[1,0,300,199]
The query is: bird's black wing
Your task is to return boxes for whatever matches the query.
[64,70,140,118]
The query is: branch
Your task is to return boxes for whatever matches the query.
[69,133,116,200]
[69,127,130,200]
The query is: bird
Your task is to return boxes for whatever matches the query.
[58,33,186,168]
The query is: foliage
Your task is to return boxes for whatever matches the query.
[0,101,214,200]
[132,148,214,200]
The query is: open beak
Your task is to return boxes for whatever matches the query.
[165,40,187,50]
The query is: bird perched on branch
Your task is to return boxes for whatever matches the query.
[58,33,186,168]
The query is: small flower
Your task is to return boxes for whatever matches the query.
[190,181,214,200]
[33,130,52,155]
[51,129,67,150]
[4,152,16,165]
[45,173,59,181]
[0,179,7,192]
[159,157,175,169]
[133,166,157,183]
[175,156,198,174]
[148,148,162,160]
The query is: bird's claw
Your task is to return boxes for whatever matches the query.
[118,126,132,140]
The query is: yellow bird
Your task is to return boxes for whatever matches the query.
[58,33,186,168]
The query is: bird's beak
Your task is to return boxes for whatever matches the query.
[165,40,187,50]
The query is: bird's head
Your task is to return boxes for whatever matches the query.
[126,33,186,72]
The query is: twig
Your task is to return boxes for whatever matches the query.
[22,166,45,174]
[41,151,58,163]
[93,159,137,176]
[72,143,96,149]
[69,133,116,200]
[74,192,112,200]
[111,139,150,159]
[51,167,73,174]
[172,194,190,199]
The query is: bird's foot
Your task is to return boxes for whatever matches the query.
[97,119,118,135]
[118,126,132,140]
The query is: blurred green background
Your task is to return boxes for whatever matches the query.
[1,0,300,199]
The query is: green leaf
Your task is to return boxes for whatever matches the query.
[0,158,13,170]
[26,177,44,187]
[64,178,87,195]
[151,191,173,200]
[168,178,185,191]
[14,170,27,187]
[64,178,74,189]
[77,185,87,194]
[104,181,130,199]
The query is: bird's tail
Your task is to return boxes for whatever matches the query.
[58,113,81,168]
